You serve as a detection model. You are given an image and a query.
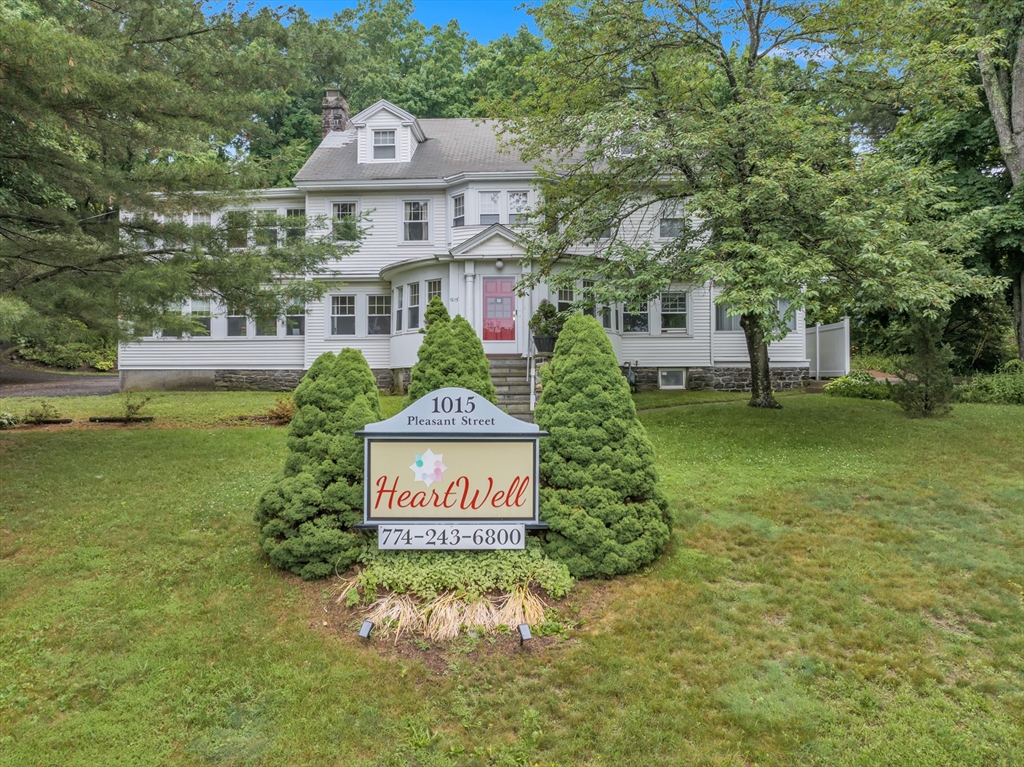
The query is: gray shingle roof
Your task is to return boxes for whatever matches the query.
[292,119,534,184]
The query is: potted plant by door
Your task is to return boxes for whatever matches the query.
[529,299,564,355]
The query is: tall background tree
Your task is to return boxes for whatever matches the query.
[1,0,543,347]
[500,0,997,406]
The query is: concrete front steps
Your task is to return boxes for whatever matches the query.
[488,356,534,422]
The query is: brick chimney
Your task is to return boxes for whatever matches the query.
[321,88,350,137]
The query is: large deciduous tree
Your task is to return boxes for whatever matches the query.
[0,0,347,344]
[502,0,995,407]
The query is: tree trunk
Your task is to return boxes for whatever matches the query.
[1014,269,1024,362]
[741,314,782,409]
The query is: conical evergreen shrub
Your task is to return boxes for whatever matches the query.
[255,349,382,580]
[536,314,670,578]
[405,298,497,406]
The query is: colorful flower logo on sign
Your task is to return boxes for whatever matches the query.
[409,448,448,487]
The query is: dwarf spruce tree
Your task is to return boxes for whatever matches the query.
[405,298,498,406]
[255,349,381,580]
[536,314,670,578]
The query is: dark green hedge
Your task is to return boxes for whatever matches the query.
[536,314,670,578]
[255,349,381,580]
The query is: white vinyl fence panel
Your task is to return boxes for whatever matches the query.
[806,318,850,379]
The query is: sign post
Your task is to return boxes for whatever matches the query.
[357,387,547,550]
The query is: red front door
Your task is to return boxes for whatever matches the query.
[482,277,515,341]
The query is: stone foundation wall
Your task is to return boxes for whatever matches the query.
[213,370,305,391]
[622,365,809,393]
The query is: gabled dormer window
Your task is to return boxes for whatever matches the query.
[373,130,396,160]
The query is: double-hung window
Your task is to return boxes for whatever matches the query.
[508,192,529,224]
[660,200,684,239]
[333,202,358,241]
[225,211,248,249]
[716,303,742,331]
[227,305,247,337]
[777,299,797,331]
[255,211,278,247]
[479,192,500,225]
[557,288,574,314]
[191,212,211,227]
[716,301,795,332]
[452,195,465,228]
[581,280,597,318]
[190,297,211,336]
[395,286,404,332]
[408,282,420,329]
[426,279,442,303]
[660,292,688,331]
[623,302,649,333]
[331,296,356,335]
[404,201,429,241]
[285,304,305,336]
[285,208,306,242]
[373,130,396,160]
[368,295,392,335]
[256,314,278,337]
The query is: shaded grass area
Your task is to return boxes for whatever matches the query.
[1,397,1022,765]
[632,388,804,410]
[0,391,405,427]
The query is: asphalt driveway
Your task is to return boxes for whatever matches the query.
[0,360,120,398]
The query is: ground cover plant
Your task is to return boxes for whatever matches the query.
[1,395,1022,765]
[955,360,1024,405]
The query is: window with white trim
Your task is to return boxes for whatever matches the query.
[225,211,248,249]
[331,295,356,335]
[557,288,574,314]
[285,304,305,336]
[403,201,429,241]
[373,130,396,160]
[581,280,596,318]
[508,192,529,224]
[659,369,687,389]
[660,200,684,238]
[660,292,688,331]
[623,302,649,333]
[716,302,742,331]
[479,192,500,225]
[285,208,306,242]
[332,201,358,241]
[227,305,247,337]
[190,297,211,336]
[395,286,403,332]
[715,300,796,331]
[408,282,420,329]
[452,194,465,227]
[777,299,797,331]
[368,294,392,335]
[191,212,211,227]
[255,314,278,337]
[254,210,278,247]
[426,279,442,303]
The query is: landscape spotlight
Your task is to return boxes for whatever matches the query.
[358,620,374,639]
[517,623,532,646]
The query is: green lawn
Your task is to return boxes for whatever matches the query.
[0,391,406,427]
[1,396,1022,766]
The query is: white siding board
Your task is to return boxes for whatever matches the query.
[119,339,304,369]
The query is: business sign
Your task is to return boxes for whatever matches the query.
[358,387,545,550]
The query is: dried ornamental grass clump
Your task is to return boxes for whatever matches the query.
[255,349,381,580]
[536,313,671,578]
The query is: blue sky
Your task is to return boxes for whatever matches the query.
[281,1,538,43]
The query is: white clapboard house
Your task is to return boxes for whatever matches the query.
[120,92,847,412]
